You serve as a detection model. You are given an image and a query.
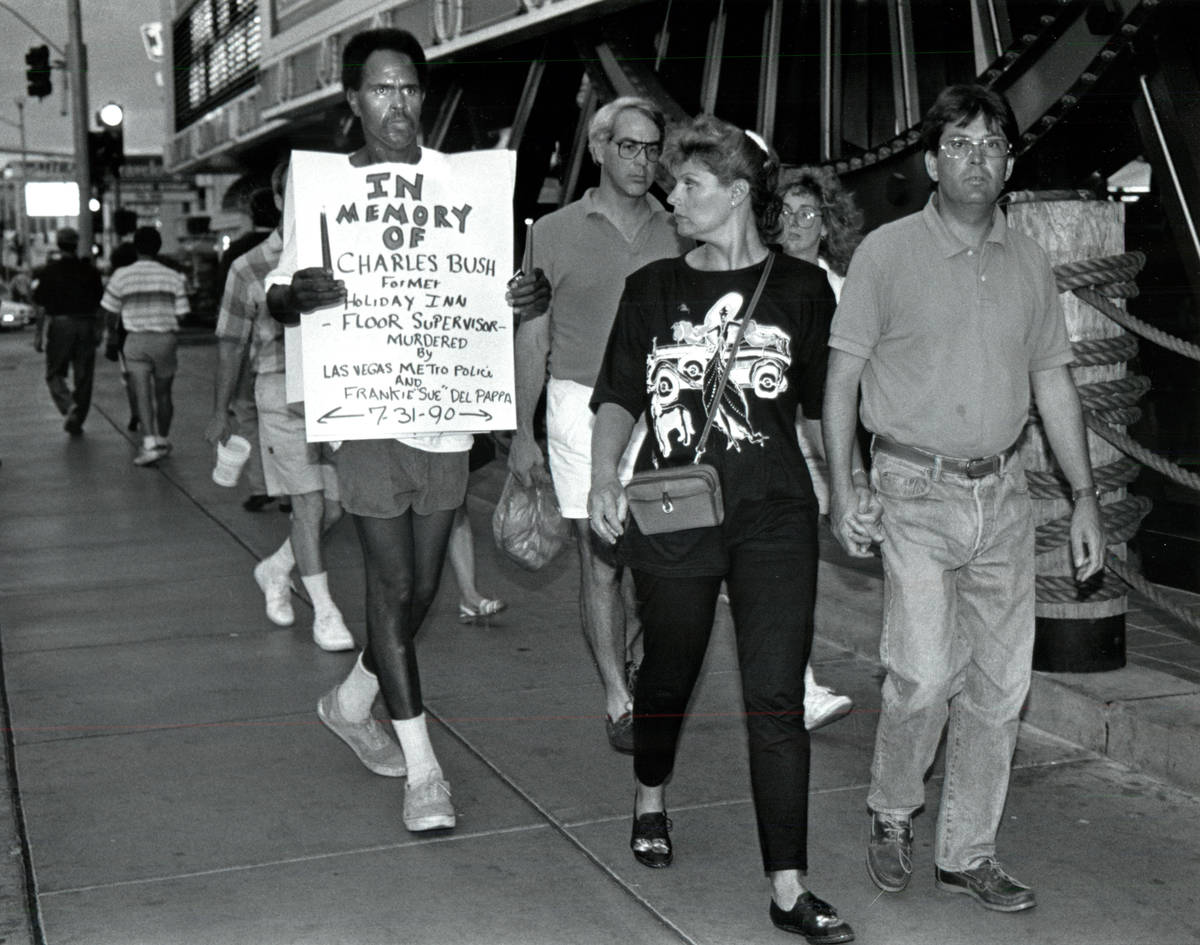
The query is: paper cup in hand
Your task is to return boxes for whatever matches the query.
[212,435,252,487]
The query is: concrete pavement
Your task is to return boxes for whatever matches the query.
[2,329,1199,945]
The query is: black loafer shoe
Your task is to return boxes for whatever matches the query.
[630,811,672,868]
[935,859,1036,912]
[243,494,276,512]
[769,892,855,944]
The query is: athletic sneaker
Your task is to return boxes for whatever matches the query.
[253,560,295,627]
[805,684,853,731]
[312,610,355,652]
[404,776,456,831]
[133,444,167,466]
[316,688,407,777]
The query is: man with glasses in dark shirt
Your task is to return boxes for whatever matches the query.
[509,97,690,752]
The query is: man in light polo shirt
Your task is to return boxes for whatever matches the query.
[823,84,1105,913]
[101,227,190,466]
[509,96,690,752]
[204,160,353,653]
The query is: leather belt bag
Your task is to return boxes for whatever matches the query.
[625,463,724,534]
[872,435,1017,479]
[625,255,774,535]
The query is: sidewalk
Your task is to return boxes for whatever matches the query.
[2,331,1199,945]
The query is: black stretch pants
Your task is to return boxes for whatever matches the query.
[44,316,97,423]
[632,526,817,872]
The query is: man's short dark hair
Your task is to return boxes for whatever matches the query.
[919,84,1019,154]
[342,28,427,92]
[133,226,163,257]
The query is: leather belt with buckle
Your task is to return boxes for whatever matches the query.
[872,436,1017,479]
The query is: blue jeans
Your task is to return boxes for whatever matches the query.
[866,446,1034,872]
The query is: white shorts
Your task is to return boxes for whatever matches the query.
[546,377,644,519]
[255,372,339,500]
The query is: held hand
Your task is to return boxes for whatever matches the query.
[505,268,550,320]
[202,414,232,448]
[830,485,880,558]
[290,267,346,313]
[588,477,627,545]
[1070,497,1106,582]
[507,431,546,488]
[852,486,885,544]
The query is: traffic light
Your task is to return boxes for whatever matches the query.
[25,45,52,99]
[88,127,124,187]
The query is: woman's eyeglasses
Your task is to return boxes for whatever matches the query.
[779,206,821,227]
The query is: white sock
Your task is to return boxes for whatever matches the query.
[391,713,442,784]
[142,435,157,450]
[300,571,339,617]
[805,663,817,691]
[335,652,379,722]
[155,435,169,447]
[264,538,294,576]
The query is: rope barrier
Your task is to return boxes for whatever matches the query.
[1106,554,1200,638]
[1025,454,1141,499]
[1035,495,1151,554]
[1036,570,1126,603]
[1071,333,1138,367]
[1085,414,1200,492]
[1075,287,1200,362]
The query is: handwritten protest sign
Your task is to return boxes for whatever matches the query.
[289,149,516,442]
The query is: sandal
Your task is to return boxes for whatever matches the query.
[631,811,673,869]
[458,598,507,621]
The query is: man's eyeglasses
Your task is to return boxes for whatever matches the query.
[615,139,663,162]
[939,136,1011,160]
[779,206,821,227]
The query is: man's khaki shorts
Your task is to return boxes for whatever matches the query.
[123,331,177,379]
[254,372,339,499]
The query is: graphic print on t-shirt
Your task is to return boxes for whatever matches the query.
[646,290,793,458]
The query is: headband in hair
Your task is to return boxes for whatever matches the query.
[744,130,769,155]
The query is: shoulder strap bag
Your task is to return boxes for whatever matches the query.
[624,253,775,535]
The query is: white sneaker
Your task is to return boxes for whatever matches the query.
[253,560,294,627]
[404,776,456,832]
[805,683,853,731]
[132,444,167,466]
[316,688,406,777]
[312,609,355,651]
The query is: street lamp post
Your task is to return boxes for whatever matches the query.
[66,0,91,256]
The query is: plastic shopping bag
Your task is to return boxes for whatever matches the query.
[492,472,569,571]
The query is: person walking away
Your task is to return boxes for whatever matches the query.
[31,227,104,435]
[100,227,190,466]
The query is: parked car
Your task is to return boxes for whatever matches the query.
[0,300,34,331]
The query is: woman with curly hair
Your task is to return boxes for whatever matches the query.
[775,166,866,732]
[589,115,857,943]
[777,165,864,296]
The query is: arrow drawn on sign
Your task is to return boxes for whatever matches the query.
[318,406,366,424]
[455,409,493,422]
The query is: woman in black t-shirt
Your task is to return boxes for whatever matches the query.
[589,116,857,943]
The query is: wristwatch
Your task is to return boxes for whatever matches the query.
[1071,485,1101,502]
